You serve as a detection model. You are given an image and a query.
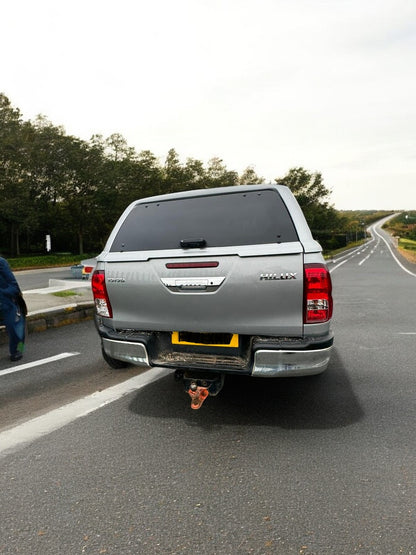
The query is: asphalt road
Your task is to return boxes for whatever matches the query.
[0,222,415,554]
[15,266,76,291]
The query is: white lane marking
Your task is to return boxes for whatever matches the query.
[358,253,372,266]
[0,352,80,377]
[357,238,381,266]
[330,237,376,273]
[398,332,416,335]
[373,225,416,278]
[0,367,170,457]
[330,258,349,272]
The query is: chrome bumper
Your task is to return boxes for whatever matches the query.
[102,338,150,367]
[102,337,332,377]
[252,347,333,377]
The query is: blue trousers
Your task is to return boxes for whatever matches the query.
[1,300,25,357]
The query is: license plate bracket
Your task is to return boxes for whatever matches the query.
[172,332,239,348]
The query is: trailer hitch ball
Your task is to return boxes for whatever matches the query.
[188,385,209,409]
[181,372,225,409]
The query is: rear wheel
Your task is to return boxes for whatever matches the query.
[101,347,130,369]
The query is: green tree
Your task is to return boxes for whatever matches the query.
[274,166,353,252]
[124,149,163,201]
[60,138,108,254]
[103,133,136,162]
[239,165,264,185]
[276,167,330,208]
[28,117,77,250]
[162,148,186,193]
[183,157,205,189]
[275,167,333,230]
[0,94,39,255]
[91,133,139,231]
[202,157,239,188]
[5,93,373,256]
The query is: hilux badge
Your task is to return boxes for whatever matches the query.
[260,272,297,280]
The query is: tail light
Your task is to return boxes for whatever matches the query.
[92,270,113,318]
[304,264,333,324]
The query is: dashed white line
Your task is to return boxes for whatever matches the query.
[358,253,372,266]
[330,259,347,272]
[330,238,375,272]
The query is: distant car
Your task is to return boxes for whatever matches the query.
[80,258,96,279]
[91,185,333,407]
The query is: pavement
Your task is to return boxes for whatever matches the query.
[0,278,95,345]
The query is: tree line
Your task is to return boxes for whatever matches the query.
[384,212,416,240]
[0,93,367,256]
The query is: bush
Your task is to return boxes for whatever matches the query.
[7,253,97,270]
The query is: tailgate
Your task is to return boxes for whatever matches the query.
[104,249,304,336]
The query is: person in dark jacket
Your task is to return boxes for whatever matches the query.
[0,256,26,361]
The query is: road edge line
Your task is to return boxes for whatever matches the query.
[0,367,169,458]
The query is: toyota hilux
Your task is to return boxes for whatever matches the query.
[92,184,333,408]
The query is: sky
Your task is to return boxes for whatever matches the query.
[1,0,415,210]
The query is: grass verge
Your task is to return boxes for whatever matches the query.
[398,238,416,264]
[7,253,97,271]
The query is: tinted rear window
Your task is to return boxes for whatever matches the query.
[110,189,298,252]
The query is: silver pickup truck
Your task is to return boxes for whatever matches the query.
[92,184,333,408]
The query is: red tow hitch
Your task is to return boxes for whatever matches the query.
[188,384,209,410]
[175,371,225,410]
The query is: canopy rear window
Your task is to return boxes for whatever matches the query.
[110,189,299,252]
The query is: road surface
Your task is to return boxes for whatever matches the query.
[15,266,77,291]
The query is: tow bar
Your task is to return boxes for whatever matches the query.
[175,370,225,410]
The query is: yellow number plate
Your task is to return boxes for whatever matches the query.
[172,332,239,348]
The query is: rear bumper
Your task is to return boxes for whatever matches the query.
[102,338,150,367]
[252,347,332,377]
[101,333,333,377]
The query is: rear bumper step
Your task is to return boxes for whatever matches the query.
[101,334,333,377]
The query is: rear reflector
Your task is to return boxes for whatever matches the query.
[304,264,333,323]
[92,270,113,318]
[166,261,219,269]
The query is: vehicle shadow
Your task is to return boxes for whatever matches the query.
[128,348,363,430]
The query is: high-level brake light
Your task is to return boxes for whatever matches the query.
[166,261,219,269]
[304,264,333,323]
[92,270,113,318]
